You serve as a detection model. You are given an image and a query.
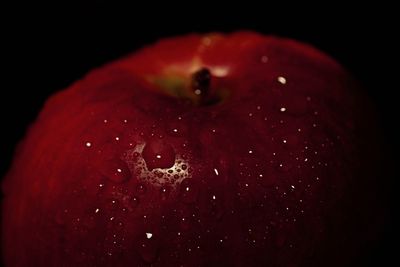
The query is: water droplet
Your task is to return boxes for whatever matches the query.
[106,199,120,211]
[85,142,92,147]
[260,173,277,187]
[277,76,287,84]
[136,184,147,195]
[207,194,227,220]
[130,196,140,209]
[180,179,199,204]
[160,187,171,200]
[275,162,292,172]
[101,159,131,183]
[142,140,175,170]
[282,134,300,147]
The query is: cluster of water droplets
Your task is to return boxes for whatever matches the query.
[123,142,190,188]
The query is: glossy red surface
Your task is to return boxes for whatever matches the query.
[2,32,377,266]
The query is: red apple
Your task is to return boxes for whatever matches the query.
[1,32,380,266]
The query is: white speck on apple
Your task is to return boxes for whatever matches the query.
[277,76,287,84]
[214,168,219,176]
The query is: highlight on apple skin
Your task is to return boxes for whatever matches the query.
[1,32,382,266]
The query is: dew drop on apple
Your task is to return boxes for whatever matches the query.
[275,162,292,172]
[277,76,287,84]
[282,134,300,147]
[160,186,170,200]
[180,178,199,204]
[142,140,175,170]
[210,199,225,221]
[258,173,273,187]
[100,159,131,184]
[106,199,120,211]
[136,184,147,195]
[130,196,140,209]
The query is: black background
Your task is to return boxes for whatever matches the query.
[1,2,397,266]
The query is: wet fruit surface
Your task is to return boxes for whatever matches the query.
[1,32,379,266]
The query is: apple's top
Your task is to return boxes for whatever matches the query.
[111,31,345,106]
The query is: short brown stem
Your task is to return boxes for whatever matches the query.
[191,68,211,98]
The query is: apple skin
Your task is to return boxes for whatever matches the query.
[1,32,380,266]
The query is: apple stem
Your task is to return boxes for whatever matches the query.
[191,68,211,99]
